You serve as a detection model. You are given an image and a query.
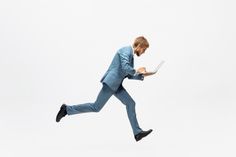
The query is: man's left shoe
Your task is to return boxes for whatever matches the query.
[135,129,153,141]
[56,104,67,122]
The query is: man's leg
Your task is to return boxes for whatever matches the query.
[114,86,142,135]
[66,83,114,115]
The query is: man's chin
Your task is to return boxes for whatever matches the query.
[135,52,140,57]
[134,51,141,57]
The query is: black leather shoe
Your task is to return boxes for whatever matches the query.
[135,129,153,141]
[56,104,67,122]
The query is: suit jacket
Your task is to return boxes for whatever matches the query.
[100,46,144,91]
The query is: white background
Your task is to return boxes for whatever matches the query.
[0,0,236,156]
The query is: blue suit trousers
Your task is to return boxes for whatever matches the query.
[66,83,142,135]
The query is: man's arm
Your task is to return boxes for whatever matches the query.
[127,67,150,80]
[127,73,144,80]
[119,51,136,76]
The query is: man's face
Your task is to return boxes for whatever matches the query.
[134,45,147,57]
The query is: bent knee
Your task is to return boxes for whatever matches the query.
[92,106,102,112]
[131,100,136,106]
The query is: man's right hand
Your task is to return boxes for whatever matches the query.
[136,67,146,74]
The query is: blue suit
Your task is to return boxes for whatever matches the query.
[66,46,144,135]
[100,46,144,91]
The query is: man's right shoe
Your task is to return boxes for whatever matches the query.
[56,104,67,122]
[134,129,153,141]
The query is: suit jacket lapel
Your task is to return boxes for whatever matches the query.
[131,56,134,68]
[130,46,134,68]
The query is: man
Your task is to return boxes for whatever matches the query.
[56,36,155,142]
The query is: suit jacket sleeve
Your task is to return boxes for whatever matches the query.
[127,73,144,81]
[118,51,136,76]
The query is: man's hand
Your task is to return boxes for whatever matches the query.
[142,72,156,77]
[136,67,156,77]
[136,67,146,74]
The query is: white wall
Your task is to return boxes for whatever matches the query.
[0,0,235,156]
